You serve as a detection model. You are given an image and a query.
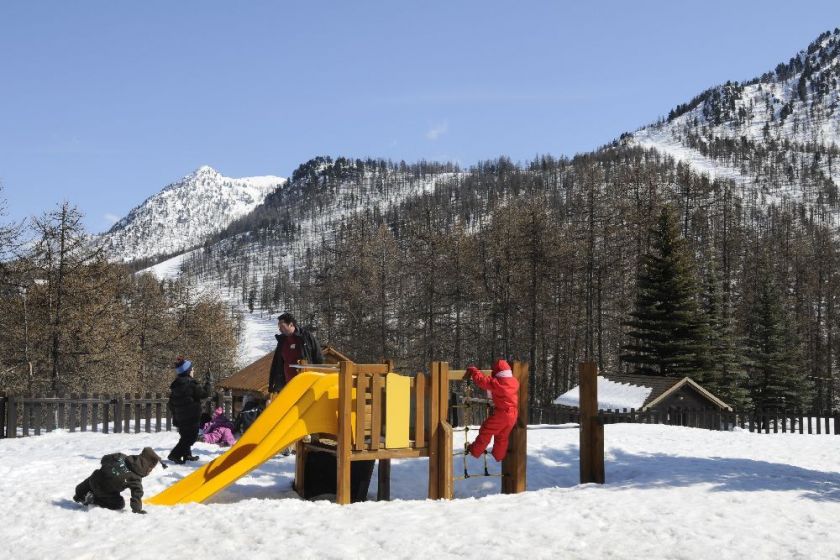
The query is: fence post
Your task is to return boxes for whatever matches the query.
[145,392,152,433]
[123,393,131,434]
[80,392,88,433]
[155,393,162,433]
[114,395,123,433]
[134,392,141,434]
[103,394,110,434]
[0,395,5,438]
[6,395,17,438]
[579,361,604,484]
[91,393,99,433]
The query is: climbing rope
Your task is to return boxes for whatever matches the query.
[451,394,503,481]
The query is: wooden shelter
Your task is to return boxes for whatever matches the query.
[554,373,732,413]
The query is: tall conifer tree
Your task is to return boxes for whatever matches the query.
[622,207,708,377]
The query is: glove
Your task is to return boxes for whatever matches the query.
[133,509,147,514]
[466,365,480,378]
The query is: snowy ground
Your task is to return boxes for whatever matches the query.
[2,424,840,559]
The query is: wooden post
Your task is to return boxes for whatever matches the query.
[428,361,441,499]
[68,395,77,434]
[103,394,110,434]
[502,361,528,494]
[123,393,131,434]
[114,395,122,433]
[294,440,307,496]
[155,394,162,432]
[145,392,152,433]
[34,400,42,436]
[579,362,604,484]
[6,395,16,438]
[134,392,141,434]
[0,395,5,438]
[440,421,454,499]
[377,459,391,501]
[80,392,88,432]
[336,361,354,505]
[91,393,99,433]
[438,362,453,500]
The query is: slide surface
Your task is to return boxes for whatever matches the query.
[148,371,341,506]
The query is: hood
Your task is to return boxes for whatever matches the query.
[126,447,163,476]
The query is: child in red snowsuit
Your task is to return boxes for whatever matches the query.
[466,359,519,462]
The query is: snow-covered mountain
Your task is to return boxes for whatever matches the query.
[629,29,840,222]
[102,166,285,262]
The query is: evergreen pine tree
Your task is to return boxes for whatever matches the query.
[744,275,811,412]
[700,262,750,408]
[622,207,707,377]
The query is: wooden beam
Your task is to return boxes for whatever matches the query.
[502,361,528,494]
[336,361,354,504]
[377,459,391,501]
[428,361,440,499]
[440,421,454,499]
[351,447,429,461]
[294,439,307,497]
[414,373,426,448]
[579,361,605,484]
[354,373,368,451]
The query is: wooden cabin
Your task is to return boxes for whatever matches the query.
[554,373,732,416]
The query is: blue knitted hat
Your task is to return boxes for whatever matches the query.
[175,359,193,375]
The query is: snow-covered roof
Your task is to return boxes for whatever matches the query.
[553,376,653,410]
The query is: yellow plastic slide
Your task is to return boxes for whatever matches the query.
[147,371,341,506]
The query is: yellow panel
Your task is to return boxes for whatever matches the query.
[385,372,411,449]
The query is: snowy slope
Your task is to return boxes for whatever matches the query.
[629,29,840,222]
[102,166,286,262]
[3,423,840,558]
[143,249,279,366]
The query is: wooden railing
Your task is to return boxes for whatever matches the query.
[0,391,233,438]
[528,405,840,435]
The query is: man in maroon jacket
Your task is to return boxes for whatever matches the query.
[268,313,324,394]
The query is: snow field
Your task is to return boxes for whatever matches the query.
[2,423,840,559]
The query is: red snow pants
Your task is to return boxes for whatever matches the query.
[469,407,518,461]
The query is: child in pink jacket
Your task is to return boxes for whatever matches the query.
[466,359,519,462]
[200,407,237,447]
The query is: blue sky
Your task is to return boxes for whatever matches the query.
[1,1,839,233]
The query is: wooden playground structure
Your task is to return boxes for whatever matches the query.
[293,360,529,504]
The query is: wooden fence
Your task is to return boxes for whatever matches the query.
[0,391,232,438]
[529,405,840,435]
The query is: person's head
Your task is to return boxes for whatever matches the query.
[213,406,224,419]
[174,355,193,377]
[135,446,166,475]
[491,358,512,378]
[277,313,297,336]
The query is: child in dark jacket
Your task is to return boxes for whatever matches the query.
[73,447,165,513]
[466,359,519,462]
[167,356,210,464]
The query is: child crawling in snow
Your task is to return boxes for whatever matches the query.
[200,406,237,447]
[465,359,519,462]
[73,447,165,514]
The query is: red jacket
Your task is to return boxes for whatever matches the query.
[469,367,519,411]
